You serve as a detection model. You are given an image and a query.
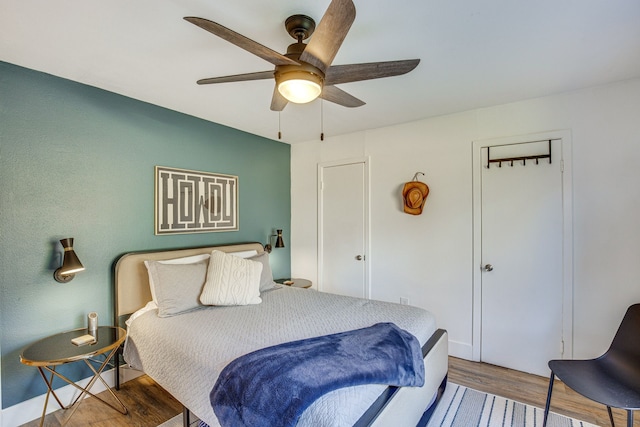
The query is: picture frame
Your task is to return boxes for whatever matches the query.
[155,166,238,235]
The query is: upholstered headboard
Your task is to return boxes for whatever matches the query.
[113,242,265,324]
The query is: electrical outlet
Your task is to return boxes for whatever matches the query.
[400,297,409,305]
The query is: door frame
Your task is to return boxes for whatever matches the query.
[0,336,2,427]
[317,157,371,298]
[472,130,574,363]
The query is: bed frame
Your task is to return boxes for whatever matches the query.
[113,242,448,427]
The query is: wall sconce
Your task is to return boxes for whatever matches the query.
[265,229,285,253]
[54,237,85,283]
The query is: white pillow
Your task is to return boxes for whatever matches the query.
[144,253,210,304]
[126,301,157,327]
[200,250,262,306]
[229,249,258,259]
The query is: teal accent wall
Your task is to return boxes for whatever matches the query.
[0,61,291,408]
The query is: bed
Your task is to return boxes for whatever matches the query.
[114,242,448,427]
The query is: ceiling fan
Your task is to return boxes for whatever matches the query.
[184,0,420,111]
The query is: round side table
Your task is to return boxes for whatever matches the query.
[276,278,313,288]
[20,326,128,426]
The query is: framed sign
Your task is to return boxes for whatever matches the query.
[155,166,238,235]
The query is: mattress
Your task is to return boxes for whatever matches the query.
[123,286,437,426]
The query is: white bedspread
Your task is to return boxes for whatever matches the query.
[123,286,437,426]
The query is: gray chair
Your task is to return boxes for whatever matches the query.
[543,304,640,427]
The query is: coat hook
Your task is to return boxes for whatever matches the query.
[411,172,425,181]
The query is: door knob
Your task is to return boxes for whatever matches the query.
[484,264,493,272]
[356,255,363,261]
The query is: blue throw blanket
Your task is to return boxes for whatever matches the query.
[210,322,425,427]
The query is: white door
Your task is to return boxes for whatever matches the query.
[318,160,368,298]
[474,136,572,377]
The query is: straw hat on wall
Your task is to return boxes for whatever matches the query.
[402,178,429,215]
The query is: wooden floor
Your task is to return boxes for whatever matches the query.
[448,357,637,427]
[18,374,182,427]
[19,357,637,426]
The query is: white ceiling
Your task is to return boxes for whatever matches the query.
[2,0,640,143]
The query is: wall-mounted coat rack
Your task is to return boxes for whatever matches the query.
[487,140,552,168]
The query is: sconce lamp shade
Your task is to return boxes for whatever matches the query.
[266,229,285,253]
[275,229,285,249]
[54,238,85,283]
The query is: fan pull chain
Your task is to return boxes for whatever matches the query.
[320,100,324,141]
[278,112,282,140]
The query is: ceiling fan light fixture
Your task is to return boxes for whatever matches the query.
[187,0,421,113]
[277,70,323,104]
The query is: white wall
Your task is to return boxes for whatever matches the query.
[291,77,640,361]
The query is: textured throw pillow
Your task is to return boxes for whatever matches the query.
[145,260,208,317]
[200,250,262,306]
[144,253,210,304]
[248,252,277,292]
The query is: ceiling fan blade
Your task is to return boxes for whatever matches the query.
[325,59,420,85]
[270,86,289,111]
[299,0,356,73]
[197,71,274,85]
[321,85,365,108]
[184,17,299,67]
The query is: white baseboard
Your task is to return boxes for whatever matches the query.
[1,366,143,427]
[448,339,474,360]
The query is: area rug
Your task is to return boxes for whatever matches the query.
[426,383,599,427]
[158,382,599,427]
[157,414,201,427]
